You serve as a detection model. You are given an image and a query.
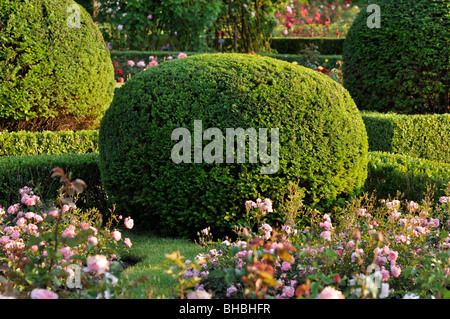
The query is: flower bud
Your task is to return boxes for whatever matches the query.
[353,229,361,240]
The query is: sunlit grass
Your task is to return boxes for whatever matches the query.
[116,231,203,299]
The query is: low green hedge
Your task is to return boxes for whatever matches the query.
[362,112,450,163]
[270,37,345,55]
[110,51,341,69]
[1,151,449,221]
[366,151,450,202]
[0,130,99,156]
[0,153,107,211]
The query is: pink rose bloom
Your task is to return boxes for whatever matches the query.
[11,231,20,240]
[111,231,122,241]
[226,285,238,297]
[167,56,173,60]
[149,59,158,67]
[347,240,355,249]
[31,245,38,251]
[320,221,332,231]
[186,289,212,299]
[30,288,58,299]
[137,61,146,67]
[7,204,19,215]
[48,209,59,217]
[177,52,187,59]
[127,60,135,67]
[16,217,26,227]
[317,287,345,299]
[390,264,401,278]
[320,231,331,241]
[88,236,98,246]
[83,255,110,275]
[61,205,70,214]
[25,212,35,219]
[62,225,76,238]
[281,261,292,272]
[388,250,398,262]
[124,217,134,229]
[124,238,132,247]
[381,268,390,281]
[0,236,10,244]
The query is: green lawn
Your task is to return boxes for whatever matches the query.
[117,232,203,299]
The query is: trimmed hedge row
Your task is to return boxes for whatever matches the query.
[4,112,450,167]
[0,130,99,156]
[1,151,449,221]
[0,153,107,211]
[110,50,342,68]
[269,37,345,55]
[366,151,450,202]
[362,112,450,164]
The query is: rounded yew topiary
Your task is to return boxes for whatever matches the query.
[343,0,450,114]
[99,53,368,237]
[0,0,115,131]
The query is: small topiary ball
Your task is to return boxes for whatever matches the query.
[99,53,368,238]
[343,0,450,114]
[0,0,115,131]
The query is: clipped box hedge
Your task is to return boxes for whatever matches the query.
[270,37,345,55]
[362,112,450,164]
[0,153,107,211]
[366,151,450,202]
[1,151,449,221]
[0,130,99,156]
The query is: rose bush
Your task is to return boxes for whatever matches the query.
[166,186,450,299]
[0,168,142,299]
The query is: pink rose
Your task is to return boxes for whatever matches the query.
[124,217,134,229]
[111,231,122,241]
[317,287,345,299]
[388,250,398,262]
[83,255,110,274]
[124,238,132,247]
[30,288,58,299]
[88,236,98,246]
[281,261,292,272]
[390,264,401,278]
[177,52,187,59]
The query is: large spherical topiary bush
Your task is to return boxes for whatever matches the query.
[99,53,368,237]
[0,0,115,131]
[343,0,450,114]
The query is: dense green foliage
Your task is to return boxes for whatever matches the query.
[99,53,368,237]
[0,153,107,211]
[95,0,285,53]
[366,151,450,202]
[362,112,450,163]
[0,0,115,131]
[270,37,345,55]
[0,130,98,156]
[343,0,450,114]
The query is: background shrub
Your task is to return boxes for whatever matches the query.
[0,130,98,156]
[99,53,368,238]
[365,151,450,202]
[0,0,115,131]
[343,0,450,114]
[362,112,450,164]
[269,37,345,55]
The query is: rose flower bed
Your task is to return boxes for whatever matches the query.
[166,187,450,299]
[0,168,139,299]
